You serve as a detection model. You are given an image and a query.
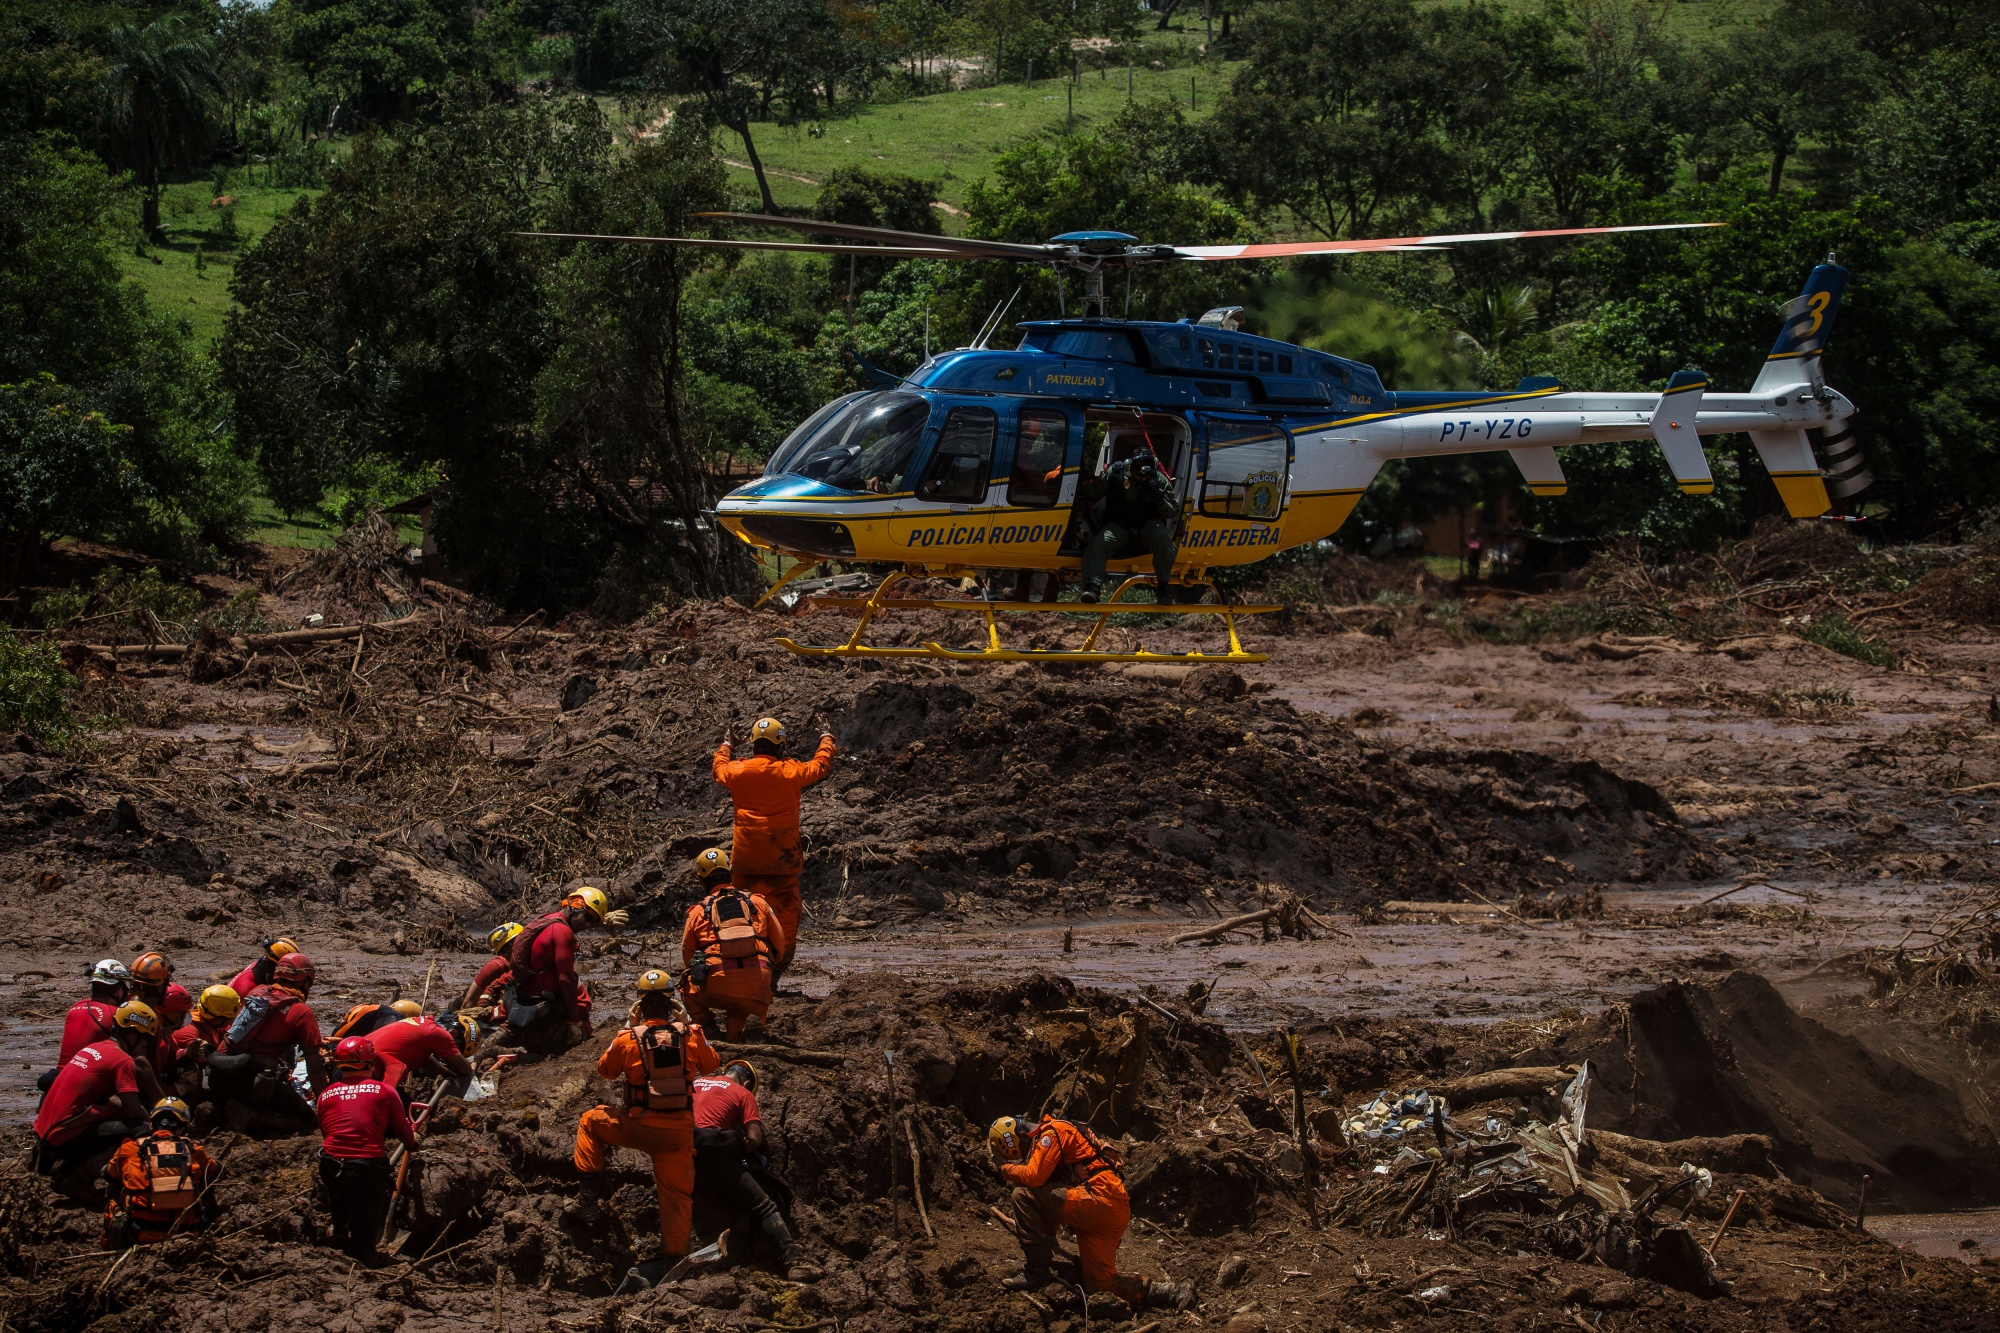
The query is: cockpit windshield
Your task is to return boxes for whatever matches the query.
[780,391,932,494]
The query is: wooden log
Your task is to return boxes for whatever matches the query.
[1588,1130,1779,1177]
[1171,907,1277,944]
[713,1041,847,1067]
[1429,1066,1574,1105]
[71,613,423,659]
[1383,901,1503,916]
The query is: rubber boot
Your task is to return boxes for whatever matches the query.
[1146,1279,1197,1311]
[781,1246,822,1283]
[614,1255,674,1296]
[1000,1246,1056,1292]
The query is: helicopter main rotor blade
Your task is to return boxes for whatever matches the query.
[693,211,1060,260]
[518,231,975,259]
[1172,220,1723,260]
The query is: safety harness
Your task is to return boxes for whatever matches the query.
[625,1022,692,1115]
[113,1134,202,1239]
[1042,1118,1125,1187]
[700,889,772,970]
[504,914,566,984]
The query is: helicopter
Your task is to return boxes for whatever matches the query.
[528,214,1864,664]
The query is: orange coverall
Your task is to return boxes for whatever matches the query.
[574,1019,720,1257]
[1001,1119,1148,1304]
[680,889,788,1040]
[102,1130,218,1246]
[712,734,835,974]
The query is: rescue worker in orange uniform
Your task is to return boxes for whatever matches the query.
[101,1097,218,1248]
[712,717,835,981]
[572,969,719,1295]
[680,849,787,1041]
[988,1115,1194,1311]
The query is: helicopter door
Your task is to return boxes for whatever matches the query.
[1196,414,1292,523]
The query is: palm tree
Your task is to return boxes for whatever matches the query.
[100,16,224,241]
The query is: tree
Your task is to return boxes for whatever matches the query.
[224,89,751,609]
[288,0,527,125]
[98,14,224,239]
[1857,49,2000,228]
[1690,29,1875,196]
[619,0,854,213]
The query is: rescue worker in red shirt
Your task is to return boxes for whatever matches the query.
[32,1001,160,1202]
[316,1035,417,1265]
[712,717,835,982]
[43,959,133,1098]
[692,1060,815,1281]
[168,986,239,1105]
[681,849,786,1041]
[365,1013,475,1096]
[497,888,624,1054]
[229,936,303,998]
[211,952,326,1132]
[988,1115,1194,1311]
[101,1097,219,1248]
[456,923,522,1014]
[127,951,174,1017]
[572,969,718,1295]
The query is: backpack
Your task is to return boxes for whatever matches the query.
[704,890,768,965]
[222,987,296,1050]
[626,1023,692,1114]
[137,1136,200,1214]
[504,915,564,981]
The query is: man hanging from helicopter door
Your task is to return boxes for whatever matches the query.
[1074,418,1183,603]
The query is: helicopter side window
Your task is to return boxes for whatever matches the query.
[1198,339,1215,369]
[1041,330,1140,364]
[788,392,931,494]
[916,407,998,503]
[1008,408,1069,507]
[1202,419,1289,520]
[1256,350,1274,372]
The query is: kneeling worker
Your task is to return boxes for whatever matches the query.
[693,1060,815,1281]
[681,849,786,1041]
[498,888,625,1053]
[101,1097,219,1247]
[988,1114,1194,1311]
[213,952,326,1132]
[317,1035,417,1265]
[33,1001,160,1203]
[573,969,718,1294]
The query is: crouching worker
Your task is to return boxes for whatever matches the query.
[33,1001,162,1204]
[988,1115,1194,1311]
[457,923,522,1014]
[573,969,718,1295]
[102,1097,219,1248]
[210,952,326,1133]
[497,888,625,1054]
[681,850,786,1041]
[693,1060,816,1281]
[317,1036,416,1266]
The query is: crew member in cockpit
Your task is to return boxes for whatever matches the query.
[1076,451,1181,604]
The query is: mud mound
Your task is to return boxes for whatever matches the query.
[1519,970,2000,1211]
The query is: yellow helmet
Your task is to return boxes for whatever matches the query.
[449,1013,483,1054]
[114,1000,160,1036]
[266,936,300,961]
[691,848,731,881]
[722,1060,758,1094]
[488,921,524,953]
[636,968,676,992]
[988,1115,1030,1163]
[750,717,786,745]
[196,985,241,1022]
[150,1097,193,1127]
[563,886,611,923]
[389,999,423,1019]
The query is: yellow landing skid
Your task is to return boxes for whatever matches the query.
[775,572,1280,664]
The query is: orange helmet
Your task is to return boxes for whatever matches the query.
[128,952,172,986]
[265,936,301,962]
[749,717,786,745]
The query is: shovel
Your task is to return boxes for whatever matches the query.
[382,1075,449,1252]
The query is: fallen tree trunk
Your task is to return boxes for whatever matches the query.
[1430,1066,1575,1105]
[1591,1130,1781,1178]
[713,1041,847,1067]
[70,613,423,659]
[1171,907,1276,944]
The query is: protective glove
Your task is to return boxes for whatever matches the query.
[602,909,631,928]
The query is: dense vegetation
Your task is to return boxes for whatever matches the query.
[6,0,2000,610]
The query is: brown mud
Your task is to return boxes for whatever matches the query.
[4,528,2000,1328]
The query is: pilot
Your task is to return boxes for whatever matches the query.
[1077,450,1181,604]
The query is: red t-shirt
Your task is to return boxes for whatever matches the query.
[468,956,510,1004]
[228,965,258,996]
[522,914,580,1018]
[692,1076,761,1132]
[317,1078,416,1159]
[34,1039,139,1145]
[167,1018,227,1072]
[57,999,119,1066]
[231,986,322,1059]
[367,1017,459,1089]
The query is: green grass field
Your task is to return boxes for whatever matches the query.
[114,180,315,345]
[715,54,1232,218]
